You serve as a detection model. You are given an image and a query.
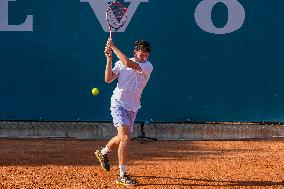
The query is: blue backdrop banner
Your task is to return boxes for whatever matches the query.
[0,0,283,122]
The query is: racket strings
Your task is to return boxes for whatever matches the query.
[106,2,128,29]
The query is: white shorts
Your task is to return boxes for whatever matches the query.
[110,106,137,133]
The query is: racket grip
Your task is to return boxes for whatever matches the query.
[109,28,112,39]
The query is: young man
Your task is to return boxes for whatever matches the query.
[95,39,153,186]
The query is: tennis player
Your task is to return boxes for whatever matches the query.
[95,39,153,186]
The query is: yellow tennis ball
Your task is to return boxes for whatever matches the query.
[91,88,99,95]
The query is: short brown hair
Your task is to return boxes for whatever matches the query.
[134,40,151,53]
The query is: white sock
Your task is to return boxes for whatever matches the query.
[101,146,110,155]
[119,164,126,177]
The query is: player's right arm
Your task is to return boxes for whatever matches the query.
[104,46,117,83]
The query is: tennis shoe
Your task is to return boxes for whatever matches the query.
[95,149,110,172]
[116,173,138,186]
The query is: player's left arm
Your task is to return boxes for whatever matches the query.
[107,39,142,71]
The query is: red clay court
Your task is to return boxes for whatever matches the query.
[0,139,283,188]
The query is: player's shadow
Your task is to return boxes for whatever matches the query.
[133,175,284,187]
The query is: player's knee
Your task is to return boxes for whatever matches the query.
[120,134,130,144]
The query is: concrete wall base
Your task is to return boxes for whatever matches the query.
[0,121,283,140]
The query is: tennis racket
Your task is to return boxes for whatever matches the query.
[106,2,128,39]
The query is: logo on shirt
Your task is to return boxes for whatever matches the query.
[80,0,149,32]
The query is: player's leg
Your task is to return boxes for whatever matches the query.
[106,135,121,150]
[117,125,131,172]
[95,130,123,172]
[116,111,138,186]
[95,106,122,171]
[95,106,128,172]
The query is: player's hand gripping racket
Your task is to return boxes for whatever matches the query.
[106,2,128,39]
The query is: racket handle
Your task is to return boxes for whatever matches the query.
[106,27,112,56]
[109,26,112,39]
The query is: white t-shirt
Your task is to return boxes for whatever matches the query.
[111,60,153,112]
